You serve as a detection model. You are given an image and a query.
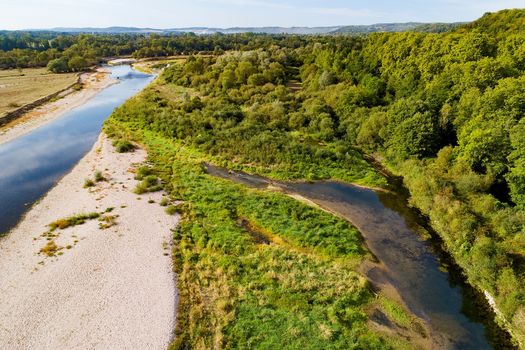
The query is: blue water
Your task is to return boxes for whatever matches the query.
[0,65,153,234]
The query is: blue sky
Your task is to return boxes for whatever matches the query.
[0,0,523,29]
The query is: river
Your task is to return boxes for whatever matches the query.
[205,163,513,350]
[0,65,154,235]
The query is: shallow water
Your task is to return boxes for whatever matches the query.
[0,65,153,234]
[205,163,507,349]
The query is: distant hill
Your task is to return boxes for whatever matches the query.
[174,27,341,35]
[42,22,462,35]
[49,27,165,34]
[46,26,340,35]
[332,22,464,34]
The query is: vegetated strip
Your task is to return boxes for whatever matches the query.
[104,119,422,350]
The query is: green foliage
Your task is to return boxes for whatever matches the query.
[83,178,95,188]
[164,205,179,215]
[94,170,105,182]
[48,212,100,231]
[388,112,440,159]
[134,175,162,194]
[67,56,89,72]
[101,9,525,345]
[106,126,404,349]
[47,58,69,73]
[112,139,135,153]
[134,166,153,180]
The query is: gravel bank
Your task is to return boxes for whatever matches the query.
[0,134,177,349]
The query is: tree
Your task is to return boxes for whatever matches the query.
[47,58,69,73]
[388,112,441,159]
[68,56,88,72]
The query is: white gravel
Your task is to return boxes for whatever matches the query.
[0,134,178,349]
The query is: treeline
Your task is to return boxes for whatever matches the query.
[0,31,314,71]
[109,9,525,345]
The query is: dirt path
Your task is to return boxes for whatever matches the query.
[0,134,177,349]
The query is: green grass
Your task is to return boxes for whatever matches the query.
[377,295,414,329]
[48,212,100,231]
[164,204,180,215]
[134,175,162,194]
[112,139,135,153]
[105,119,417,349]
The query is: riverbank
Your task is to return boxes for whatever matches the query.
[0,68,116,146]
[0,134,177,349]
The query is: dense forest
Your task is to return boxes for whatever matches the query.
[0,31,313,71]
[104,9,525,347]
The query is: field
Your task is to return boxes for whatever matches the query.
[0,68,78,117]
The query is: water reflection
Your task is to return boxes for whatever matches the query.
[0,65,154,234]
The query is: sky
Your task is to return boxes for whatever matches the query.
[0,0,524,29]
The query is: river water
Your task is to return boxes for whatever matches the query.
[205,164,511,350]
[0,65,153,234]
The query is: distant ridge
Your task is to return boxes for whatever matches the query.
[333,22,465,34]
[39,22,463,35]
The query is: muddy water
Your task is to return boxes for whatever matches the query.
[205,163,511,350]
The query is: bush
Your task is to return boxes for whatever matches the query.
[134,166,154,180]
[134,175,162,194]
[165,205,180,215]
[94,171,105,182]
[47,58,69,73]
[84,178,95,188]
[113,140,135,153]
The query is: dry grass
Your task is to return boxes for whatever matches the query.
[0,68,77,117]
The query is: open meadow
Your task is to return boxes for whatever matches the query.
[0,68,77,117]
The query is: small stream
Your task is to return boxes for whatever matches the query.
[0,65,153,234]
[205,163,512,350]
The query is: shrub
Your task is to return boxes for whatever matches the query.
[134,175,162,194]
[94,171,105,182]
[113,140,135,153]
[84,179,95,188]
[98,215,117,229]
[135,166,154,180]
[165,205,180,215]
[40,241,59,256]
